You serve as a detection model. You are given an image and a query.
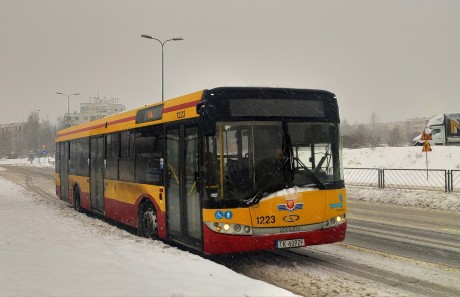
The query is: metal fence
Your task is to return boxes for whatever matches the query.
[451,170,460,193]
[344,168,459,193]
[343,168,381,188]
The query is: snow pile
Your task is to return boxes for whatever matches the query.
[0,177,296,297]
[347,187,460,211]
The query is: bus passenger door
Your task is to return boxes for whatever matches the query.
[59,142,69,202]
[90,136,105,213]
[166,124,202,248]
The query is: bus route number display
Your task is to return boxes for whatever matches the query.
[136,105,163,124]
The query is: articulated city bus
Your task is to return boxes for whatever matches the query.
[55,87,346,254]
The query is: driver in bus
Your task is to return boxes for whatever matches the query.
[255,147,285,191]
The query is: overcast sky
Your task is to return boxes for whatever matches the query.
[1,0,459,125]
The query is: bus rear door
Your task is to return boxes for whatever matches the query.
[90,136,105,213]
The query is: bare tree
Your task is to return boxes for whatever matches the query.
[388,126,403,146]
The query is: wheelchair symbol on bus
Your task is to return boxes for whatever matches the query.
[215,210,224,219]
[215,210,233,220]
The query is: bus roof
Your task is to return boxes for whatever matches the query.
[56,87,338,142]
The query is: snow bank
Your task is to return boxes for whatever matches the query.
[347,187,460,211]
[0,177,297,297]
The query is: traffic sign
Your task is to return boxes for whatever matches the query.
[421,129,432,141]
[422,142,432,152]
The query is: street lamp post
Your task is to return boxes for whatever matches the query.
[141,34,183,102]
[56,92,80,127]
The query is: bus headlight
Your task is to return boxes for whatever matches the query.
[205,222,253,235]
[323,215,346,229]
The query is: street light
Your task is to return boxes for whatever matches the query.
[56,92,80,127]
[141,34,184,102]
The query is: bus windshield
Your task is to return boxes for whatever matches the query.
[203,121,344,207]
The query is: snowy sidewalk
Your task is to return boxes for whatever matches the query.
[0,177,296,297]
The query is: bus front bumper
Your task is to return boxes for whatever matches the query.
[202,221,347,255]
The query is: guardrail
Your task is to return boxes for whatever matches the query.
[344,168,459,193]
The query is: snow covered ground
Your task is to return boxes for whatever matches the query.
[0,157,54,168]
[343,146,460,170]
[0,176,295,297]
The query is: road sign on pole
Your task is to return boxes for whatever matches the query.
[422,142,432,152]
[420,128,432,180]
[421,128,432,141]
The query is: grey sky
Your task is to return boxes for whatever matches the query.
[1,0,459,125]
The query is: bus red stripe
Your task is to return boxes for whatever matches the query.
[163,100,200,113]
[56,116,136,137]
[57,100,199,138]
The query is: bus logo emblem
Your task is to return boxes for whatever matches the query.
[278,199,303,212]
[283,214,300,222]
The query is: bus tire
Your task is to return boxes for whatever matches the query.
[73,186,83,213]
[138,200,158,239]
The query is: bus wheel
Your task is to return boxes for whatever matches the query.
[139,201,158,239]
[73,187,83,213]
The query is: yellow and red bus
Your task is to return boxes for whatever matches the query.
[55,87,346,254]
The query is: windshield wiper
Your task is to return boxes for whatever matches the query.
[294,157,326,190]
[244,157,288,206]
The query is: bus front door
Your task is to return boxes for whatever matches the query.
[166,124,202,249]
[90,136,105,213]
[59,142,69,202]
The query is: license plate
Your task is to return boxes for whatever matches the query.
[276,238,305,249]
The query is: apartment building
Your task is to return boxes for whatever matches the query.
[66,97,126,126]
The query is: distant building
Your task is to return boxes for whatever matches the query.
[383,116,432,136]
[404,117,432,135]
[0,123,23,158]
[66,97,126,126]
[1,122,22,133]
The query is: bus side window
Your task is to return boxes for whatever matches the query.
[119,130,135,182]
[106,133,120,180]
[134,126,164,185]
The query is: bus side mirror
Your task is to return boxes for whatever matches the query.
[197,101,216,136]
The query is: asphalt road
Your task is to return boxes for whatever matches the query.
[346,200,460,268]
